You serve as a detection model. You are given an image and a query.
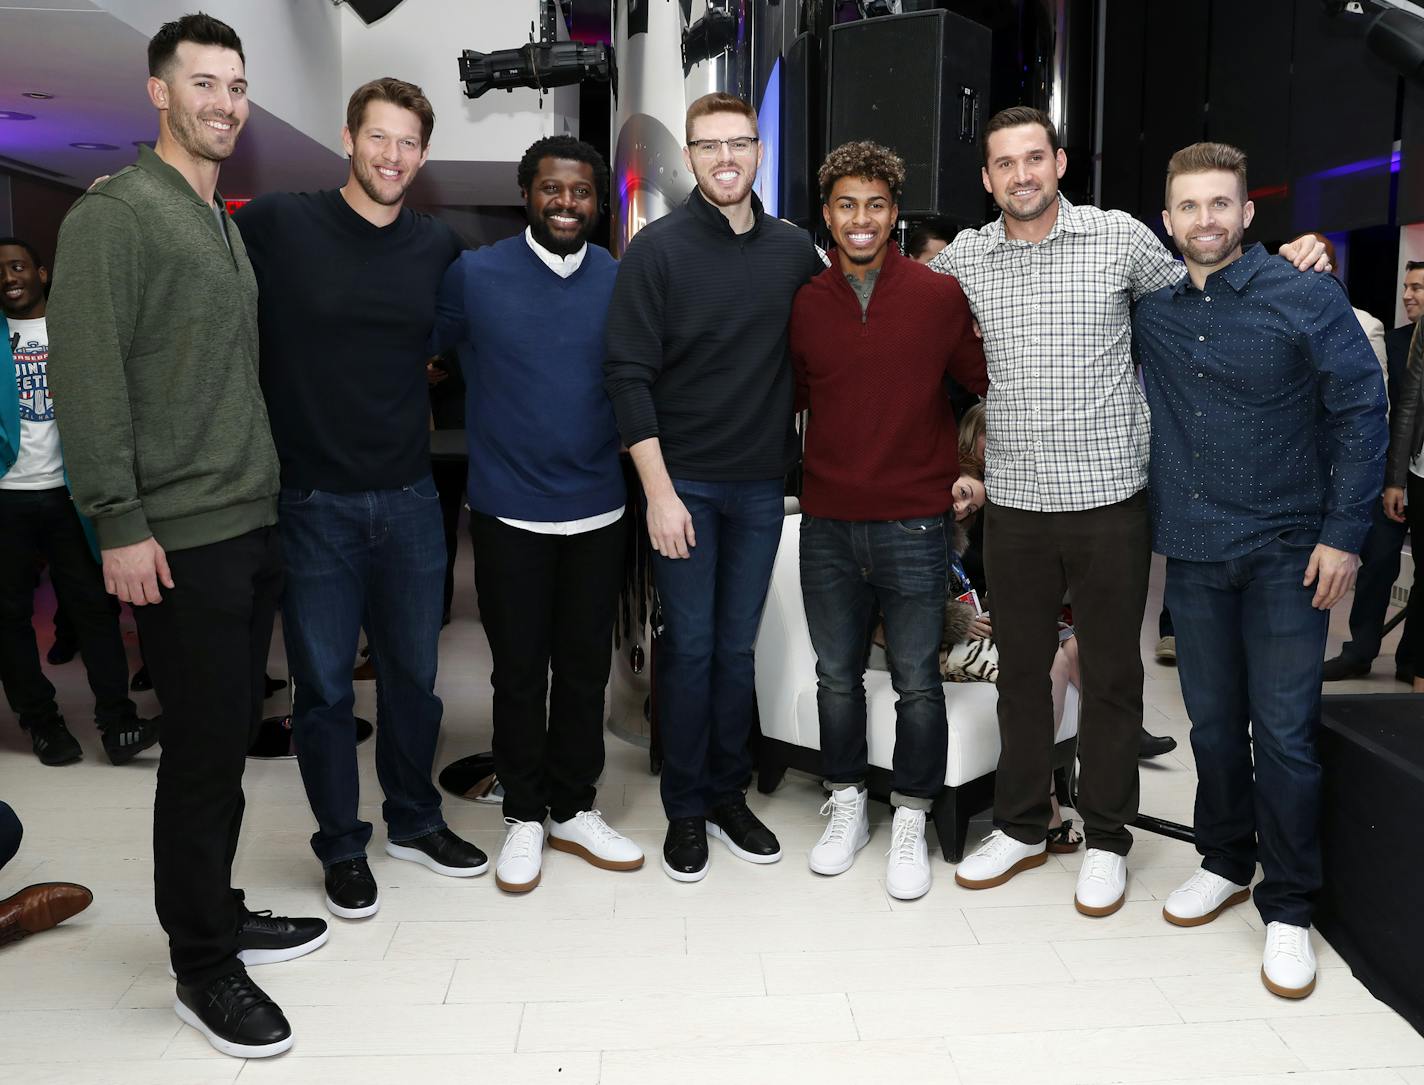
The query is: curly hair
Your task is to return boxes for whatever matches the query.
[516,135,610,206]
[818,140,905,206]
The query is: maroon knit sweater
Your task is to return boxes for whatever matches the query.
[789,246,988,521]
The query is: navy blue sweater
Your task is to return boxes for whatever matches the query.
[433,235,625,521]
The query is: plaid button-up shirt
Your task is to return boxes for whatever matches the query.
[929,195,1184,512]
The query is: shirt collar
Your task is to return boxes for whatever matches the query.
[1170,241,1269,296]
[525,226,587,278]
[136,143,224,210]
[686,185,765,238]
[982,193,1086,252]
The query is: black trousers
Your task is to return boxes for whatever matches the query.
[1405,474,1424,678]
[0,801,20,873]
[470,512,624,824]
[134,527,282,987]
[0,487,135,730]
[984,491,1151,855]
[433,459,468,618]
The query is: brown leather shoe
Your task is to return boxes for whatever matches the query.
[0,882,94,946]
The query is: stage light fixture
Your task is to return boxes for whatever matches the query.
[458,0,612,101]
[1368,6,1424,78]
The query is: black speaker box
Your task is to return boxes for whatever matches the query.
[780,32,818,229]
[827,10,992,222]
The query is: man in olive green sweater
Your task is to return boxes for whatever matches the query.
[46,13,324,1061]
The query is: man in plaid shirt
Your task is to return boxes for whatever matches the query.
[936,107,1326,916]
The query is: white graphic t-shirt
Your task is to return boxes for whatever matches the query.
[2,316,64,490]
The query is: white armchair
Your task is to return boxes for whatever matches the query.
[754,512,1080,862]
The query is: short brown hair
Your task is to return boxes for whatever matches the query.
[346,77,435,149]
[684,92,757,144]
[818,141,905,205]
[1165,142,1248,207]
[981,106,1058,166]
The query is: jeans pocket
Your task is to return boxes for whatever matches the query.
[280,487,320,507]
[404,476,439,501]
[893,515,945,536]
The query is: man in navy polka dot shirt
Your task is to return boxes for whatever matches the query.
[1133,142,1388,1002]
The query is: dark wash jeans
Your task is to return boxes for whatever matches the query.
[470,512,625,824]
[649,478,784,820]
[280,479,447,868]
[799,513,950,807]
[133,527,282,987]
[985,491,1151,855]
[1338,498,1411,668]
[1165,533,1330,927]
[0,487,136,731]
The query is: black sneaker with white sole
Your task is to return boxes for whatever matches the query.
[385,827,488,877]
[237,910,328,965]
[706,798,781,864]
[101,716,161,765]
[324,857,379,919]
[174,969,292,1059]
[28,715,82,766]
[662,816,710,882]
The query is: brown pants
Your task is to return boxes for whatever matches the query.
[984,490,1150,855]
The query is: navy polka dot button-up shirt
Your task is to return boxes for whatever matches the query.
[1133,242,1388,563]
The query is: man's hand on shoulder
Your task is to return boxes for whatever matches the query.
[1303,543,1359,610]
[1278,235,1332,274]
[101,537,174,605]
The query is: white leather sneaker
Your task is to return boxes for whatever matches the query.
[954,829,1047,889]
[808,786,871,876]
[495,819,544,893]
[1075,848,1127,916]
[884,807,932,901]
[549,810,645,871]
[1262,921,1317,999]
[1162,867,1250,927]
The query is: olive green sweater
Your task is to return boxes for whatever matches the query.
[47,146,278,553]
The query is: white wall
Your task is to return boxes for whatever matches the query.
[339,0,578,171]
[97,0,346,154]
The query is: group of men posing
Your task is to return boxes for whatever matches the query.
[0,6,1395,1061]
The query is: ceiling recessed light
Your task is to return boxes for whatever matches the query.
[0,111,36,121]
[22,92,54,101]
[70,142,119,151]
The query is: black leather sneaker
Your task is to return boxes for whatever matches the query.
[28,716,82,766]
[385,827,488,877]
[238,910,328,965]
[101,716,161,765]
[662,816,710,882]
[324,857,379,919]
[706,798,781,864]
[174,969,293,1059]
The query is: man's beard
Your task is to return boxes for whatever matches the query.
[168,103,237,164]
[999,186,1055,223]
[1180,224,1244,268]
[528,205,596,257]
[353,155,412,208]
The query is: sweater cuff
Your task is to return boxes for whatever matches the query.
[94,507,154,551]
[1318,517,1368,557]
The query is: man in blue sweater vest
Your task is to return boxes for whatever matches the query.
[433,136,643,893]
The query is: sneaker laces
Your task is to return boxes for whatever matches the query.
[713,799,762,837]
[1177,867,1227,903]
[887,810,924,864]
[1081,848,1118,886]
[568,810,621,845]
[973,829,1020,862]
[1268,923,1311,964]
[817,792,860,847]
[202,970,273,1016]
[501,819,542,863]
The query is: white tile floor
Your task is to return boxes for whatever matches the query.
[0,554,1421,1083]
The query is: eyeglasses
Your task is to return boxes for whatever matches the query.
[688,137,760,159]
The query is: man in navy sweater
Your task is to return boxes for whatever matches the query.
[789,143,987,900]
[606,93,826,882]
[236,78,486,922]
[433,136,643,893]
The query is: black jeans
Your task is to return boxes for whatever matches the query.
[0,487,136,731]
[471,513,624,824]
[433,458,468,618]
[134,527,282,987]
[1403,475,1424,678]
[1339,498,1411,668]
[984,491,1151,855]
[0,801,20,872]
[799,513,951,807]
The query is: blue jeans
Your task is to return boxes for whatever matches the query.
[1339,500,1411,668]
[280,478,447,867]
[799,514,950,807]
[650,478,784,820]
[1165,533,1329,927]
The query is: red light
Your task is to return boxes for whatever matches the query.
[224,198,251,214]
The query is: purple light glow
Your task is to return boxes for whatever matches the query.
[1307,150,1403,180]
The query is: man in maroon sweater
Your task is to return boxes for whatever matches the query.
[789,142,987,900]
